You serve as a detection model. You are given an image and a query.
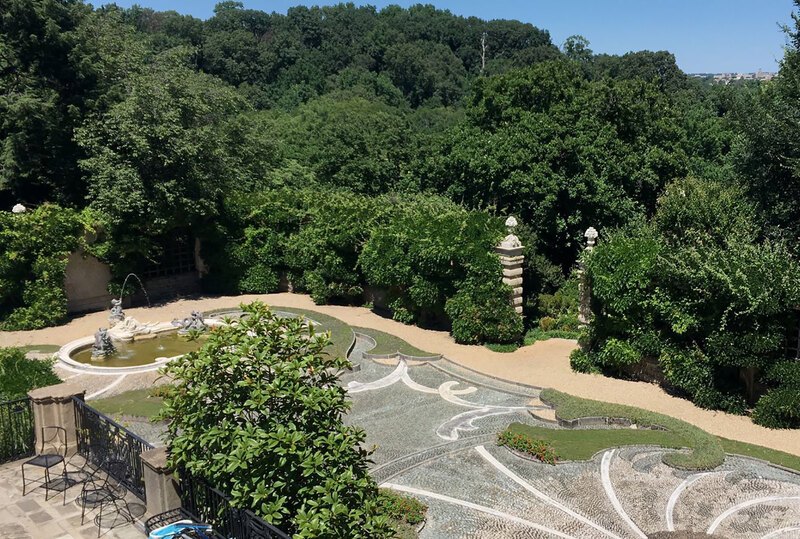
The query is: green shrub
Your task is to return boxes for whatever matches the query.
[582,196,800,418]
[569,349,597,373]
[752,361,800,428]
[0,348,61,400]
[539,316,556,331]
[160,302,392,537]
[596,338,640,369]
[753,388,800,429]
[446,278,523,344]
[497,429,558,464]
[378,489,427,526]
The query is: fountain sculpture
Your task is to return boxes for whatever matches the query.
[91,328,115,358]
[109,298,125,323]
[172,311,208,334]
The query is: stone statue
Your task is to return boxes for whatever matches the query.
[172,310,207,334]
[109,298,125,323]
[91,328,115,358]
[578,227,599,330]
[11,203,26,214]
[500,216,522,250]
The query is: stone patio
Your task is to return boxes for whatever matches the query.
[0,454,146,539]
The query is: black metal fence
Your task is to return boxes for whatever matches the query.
[180,474,290,539]
[0,397,35,464]
[73,397,154,501]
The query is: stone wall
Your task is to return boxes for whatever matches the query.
[64,251,113,314]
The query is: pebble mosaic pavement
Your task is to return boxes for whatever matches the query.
[342,334,800,539]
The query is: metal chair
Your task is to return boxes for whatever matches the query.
[21,426,68,504]
[80,459,133,537]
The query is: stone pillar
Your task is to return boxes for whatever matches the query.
[577,227,598,328]
[495,217,525,315]
[27,383,85,457]
[140,447,182,516]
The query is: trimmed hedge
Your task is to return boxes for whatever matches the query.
[540,388,725,470]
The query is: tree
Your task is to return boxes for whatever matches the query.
[733,0,800,245]
[562,35,592,63]
[384,40,466,106]
[76,47,264,266]
[160,302,392,537]
[0,0,89,204]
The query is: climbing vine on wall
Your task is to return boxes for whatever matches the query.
[0,204,94,330]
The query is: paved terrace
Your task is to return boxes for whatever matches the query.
[0,454,145,539]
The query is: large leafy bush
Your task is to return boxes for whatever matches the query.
[583,178,800,420]
[160,302,392,537]
[204,189,520,344]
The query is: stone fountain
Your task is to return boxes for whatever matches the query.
[91,328,115,358]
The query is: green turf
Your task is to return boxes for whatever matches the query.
[90,388,164,419]
[506,423,684,461]
[719,437,800,473]
[353,327,434,357]
[268,307,355,360]
[540,388,724,470]
[485,328,581,353]
[17,344,61,354]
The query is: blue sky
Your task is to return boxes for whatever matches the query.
[106,0,795,73]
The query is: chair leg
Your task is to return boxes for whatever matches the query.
[62,461,67,506]
[21,465,26,496]
[80,489,87,525]
[44,467,50,502]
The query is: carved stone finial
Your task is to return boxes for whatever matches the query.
[584,227,598,249]
[11,203,26,214]
[505,216,518,229]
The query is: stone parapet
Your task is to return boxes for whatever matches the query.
[140,447,182,516]
[27,383,85,456]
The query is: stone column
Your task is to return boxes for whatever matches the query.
[140,447,182,516]
[577,227,598,328]
[495,217,525,315]
[27,383,85,457]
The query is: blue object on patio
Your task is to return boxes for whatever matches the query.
[148,519,214,539]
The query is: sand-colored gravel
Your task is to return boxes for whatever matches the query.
[2,292,798,457]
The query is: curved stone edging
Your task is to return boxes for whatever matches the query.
[352,331,443,363]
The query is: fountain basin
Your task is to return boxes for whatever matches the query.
[57,317,223,374]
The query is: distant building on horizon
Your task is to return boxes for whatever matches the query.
[696,70,776,84]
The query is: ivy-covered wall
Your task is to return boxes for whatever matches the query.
[0,205,94,330]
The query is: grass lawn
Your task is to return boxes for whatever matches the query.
[271,307,354,359]
[353,327,434,357]
[512,389,800,473]
[540,388,724,470]
[506,422,683,461]
[17,344,61,354]
[90,388,165,419]
[719,437,800,473]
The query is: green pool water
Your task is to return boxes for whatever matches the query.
[71,332,204,367]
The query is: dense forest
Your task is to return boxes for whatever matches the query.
[2,1,800,427]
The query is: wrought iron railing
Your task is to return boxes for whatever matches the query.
[73,397,154,501]
[180,474,290,539]
[0,397,34,464]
